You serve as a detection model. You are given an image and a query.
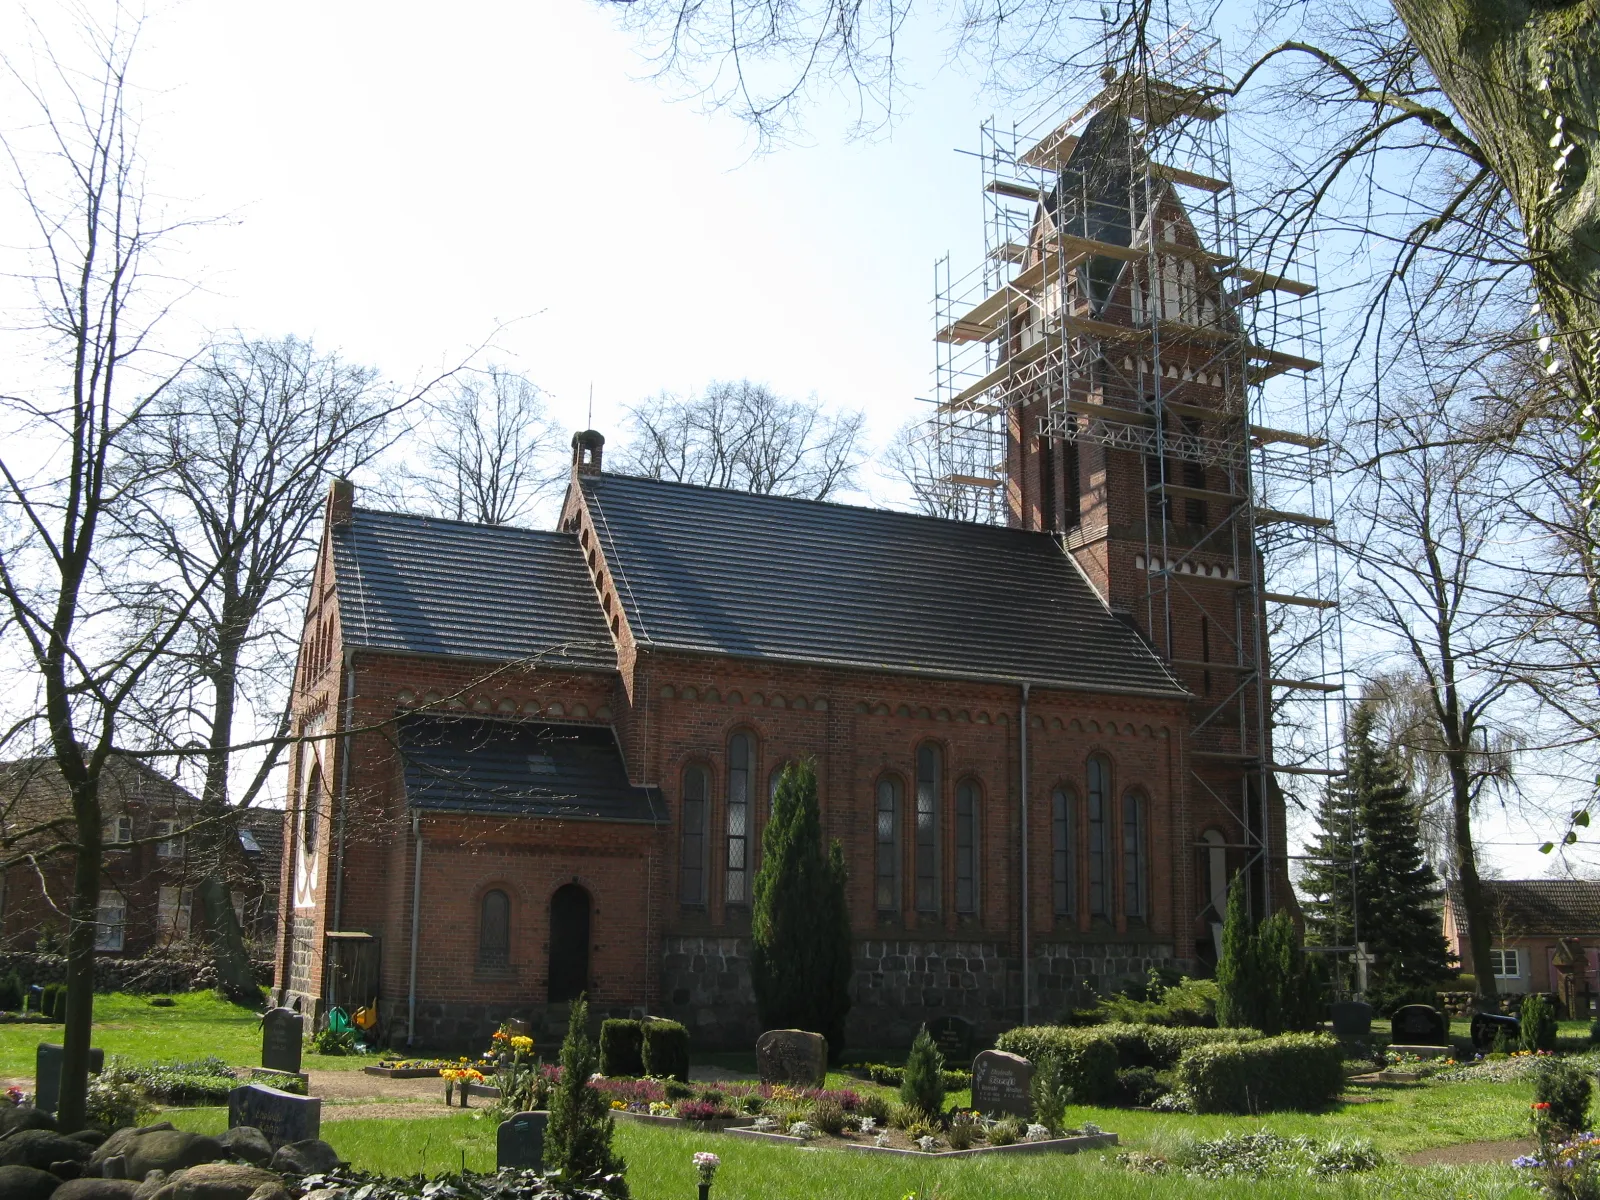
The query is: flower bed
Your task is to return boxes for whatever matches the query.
[727,1115,1117,1157]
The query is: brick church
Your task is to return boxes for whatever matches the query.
[274,115,1292,1051]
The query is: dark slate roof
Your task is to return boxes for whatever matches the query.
[331,509,614,670]
[1457,880,1600,937]
[396,715,666,824]
[580,473,1184,697]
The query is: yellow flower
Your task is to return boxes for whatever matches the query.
[611,1099,626,1109]
[511,1035,535,1053]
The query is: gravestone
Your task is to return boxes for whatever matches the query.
[927,1016,974,1064]
[1390,1004,1449,1047]
[1330,1000,1373,1037]
[260,1008,303,1075]
[496,1111,548,1170]
[1471,1011,1520,1050]
[755,1029,827,1088]
[34,1043,105,1114]
[227,1083,321,1147]
[970,1050,1033,1118]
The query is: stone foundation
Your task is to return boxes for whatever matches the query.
[658,934,1181,1052]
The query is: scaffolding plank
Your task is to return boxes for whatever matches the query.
[1254,506,1333,529]
[1268,678,1344,693]
[1250,346,1322,374]
[942,336,1057,408]
[1272,764,1346,776]
[1067,73,1224,129]
[1172,658,1253,670]
[1020,125,1079,169]
[1150,162,1229,193]
[1231,266,1316,298]
[1060,397,1155,425]
[935,253,1086,343]
[1264,591,1338,609]
[1152,482,1245,506]
[1057,232,1145,263]
[1249,424,1327,449]
[1152,240,1234,268]
[990,241,1029,263]
[986,179,1042,203]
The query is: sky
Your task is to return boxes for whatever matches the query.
[0,0,1585,880]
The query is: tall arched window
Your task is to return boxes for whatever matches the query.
[478,889,510,969]
[915,744,942,913]
[726,733,753,904]
[1052,787,1077,916]
[302,764,322,856]
[955,781,979,913]
[680,765,709,904]
[875,777,901,912]
[1123,789,1148,919]
[1087,755,1111,918]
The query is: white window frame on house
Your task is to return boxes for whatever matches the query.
[95,889,126,951]
[102,815,132,847]
[158,885,194,937]
[1489,948,1523,979]
[155,820,185,859]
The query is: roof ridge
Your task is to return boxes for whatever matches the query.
[349,506,579,539]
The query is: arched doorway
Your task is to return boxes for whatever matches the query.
[548,883,591,1003]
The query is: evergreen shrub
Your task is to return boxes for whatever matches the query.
[899,1025,945,1117]
[1095,1023,1261,1069]
[0,971,22,1011]
[1030,1051,1071,1132]
[640,1018,689,1082]
[599,1020,644,1078]
[1533,1057,1593,1135]
[1177,1033,1344,1114]
[993,1026,1117,1104]
[545,995,627,1197]
[1520,994,1559,1053]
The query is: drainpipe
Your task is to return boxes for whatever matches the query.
[332,648,356,931]
[407,811,423,1045]
[1020,682,1031,1026]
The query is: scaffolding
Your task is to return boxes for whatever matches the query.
[925,23,1345,920]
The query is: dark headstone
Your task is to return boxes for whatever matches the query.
[1471,1011,1520,1050]
[496,1111,547,1170]
[34,1044,104,1115]
[755,1029,827,1088]
[1389,1004,1448,1047]
[1330,1001,1373,1036]
[259,1009,303,1075]
[226,1084,320,1148]
[971,1050,1033,1117]
[927,1016,974,1063]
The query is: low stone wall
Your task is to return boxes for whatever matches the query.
[656,934,1182,1051]
[0,950,270,994]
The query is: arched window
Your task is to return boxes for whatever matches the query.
[1087,755,1111,918]
[478,889,510,969]
[955,781,979,913]
[302,765,322,856]
[726,734,753,904]
[680,765,709,904]
[915,744,942,913]
[875,777,901,912]
[768,764,787,818]
[1200,828,1227,921]
[1123,789,1148,919]
[1052,787,1077,916]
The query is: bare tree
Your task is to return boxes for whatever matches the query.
[112,335,397,1000]
[410,366,558,526]
[879,419,993,520]
[616,380,865,500]
[1342,394,1525,1001]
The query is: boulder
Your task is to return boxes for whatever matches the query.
[130,1172,166,1200]
[265,1142,341,1175]
[97,1160,125,1183]
[297,1191,345,1200]
[210,1133,269,1170]
[154,1165,280,1200]
[244,1186,289,1200]
[63,1137,101,1151]
[52,1180,138,1200]
[46,1165,82,1182]
[0,1134,93,1172]
[87,1130,172,1172]
[0,1112,58,1138]
[0,1164,63,1200]
[112,1135,222,1182]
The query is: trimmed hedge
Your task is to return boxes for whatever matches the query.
[1177,1033,1344,1114]
[1095,1023,1262,1068]
[847,1063,973,1091]
[598,1019,644,1077]
[993,1026,1118,1104]
[641,1018,689,1082]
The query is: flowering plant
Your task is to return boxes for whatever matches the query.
[693,1152,720,1186]
[442,1067,485,1083]
[510,1035,534,1054]
[675,1099,732,1122]
[3,1087,25,1107]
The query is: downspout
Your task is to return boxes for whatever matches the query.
[332,648,357,931]
[406,811,423,1045]
[1020,682,1031,1026]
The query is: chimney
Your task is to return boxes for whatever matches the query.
[327,477,355,527]
[571,429,605,477]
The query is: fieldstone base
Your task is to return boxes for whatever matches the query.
[657,934,1181,1052]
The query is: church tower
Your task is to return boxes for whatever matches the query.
[928,34,1339,959]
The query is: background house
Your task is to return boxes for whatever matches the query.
[1445,879,1600,1010]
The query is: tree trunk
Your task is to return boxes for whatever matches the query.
[199,629,262,1003]
[59,784,101,1132]
[1391,0,1600,417]
[1447,745,1498,1006]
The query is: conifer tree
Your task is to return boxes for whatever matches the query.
[545,994,628,1196]
[1217,875,1321,1033]
[899,1024,946,1117]
[750,759,854,1057]
[1215,874,1261,1030]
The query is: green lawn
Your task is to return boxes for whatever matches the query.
[0,992,375,1078]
